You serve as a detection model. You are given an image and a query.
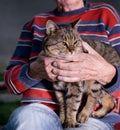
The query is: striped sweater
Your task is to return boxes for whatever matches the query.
[5,2,120,128]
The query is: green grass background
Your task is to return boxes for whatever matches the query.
[0,73,20,126]
[0,100,20,125]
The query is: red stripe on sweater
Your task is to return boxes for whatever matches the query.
[112,90,120,97]
[4,69,14,94]
[23,88,56,100]
[10,66,29,94]
[11,57,28,63]
[114,122,120,130]
[109,33,120,41]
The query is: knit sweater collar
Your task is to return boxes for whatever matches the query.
[53,2,90,16]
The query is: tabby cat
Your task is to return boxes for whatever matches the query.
[42,20,120,128]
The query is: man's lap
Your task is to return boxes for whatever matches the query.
[3,103,118,130]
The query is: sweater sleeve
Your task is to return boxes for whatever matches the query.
[103,4,120,96]
[4,21,41,94]
[105,67,120,95]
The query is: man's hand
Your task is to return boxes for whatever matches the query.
[28,53,57,81]
[52,41,116,85]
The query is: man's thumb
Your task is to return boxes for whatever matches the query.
[82,41,98,55]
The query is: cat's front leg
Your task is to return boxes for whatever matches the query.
[64,84,82,128]
[59,99,66,125]
[64,100,80,128]
[53,82,66,124]
[77,92,96,123]
[78,80,102,123]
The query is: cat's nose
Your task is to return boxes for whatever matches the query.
[69,46,75,55]
[70,51,75,55]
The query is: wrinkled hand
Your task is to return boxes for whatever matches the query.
[52,41,116,85]
[28,53,58,81]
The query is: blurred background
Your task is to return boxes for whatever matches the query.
[0,0,120,71]
[0,0,120,127]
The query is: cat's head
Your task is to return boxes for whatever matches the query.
[43,20,83,57]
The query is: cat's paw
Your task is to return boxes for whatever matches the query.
[63,120,79,128]
[77,110,90,123]
[92,109,107,118]
[60,114,65,124]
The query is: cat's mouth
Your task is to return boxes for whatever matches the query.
[45,52,79,61]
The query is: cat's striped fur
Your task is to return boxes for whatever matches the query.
[42,20,120,128]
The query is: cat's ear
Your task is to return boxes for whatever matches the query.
[72,19,81,30]
[46,20,59,35]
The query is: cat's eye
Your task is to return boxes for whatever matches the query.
[63,41,68,47]
[74,41,78,45]
[74,39,82,45]
[74,40,81,45]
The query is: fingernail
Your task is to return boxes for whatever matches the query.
[52,61,57,67]
[57,76,62,81]
[52,69,57,74]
